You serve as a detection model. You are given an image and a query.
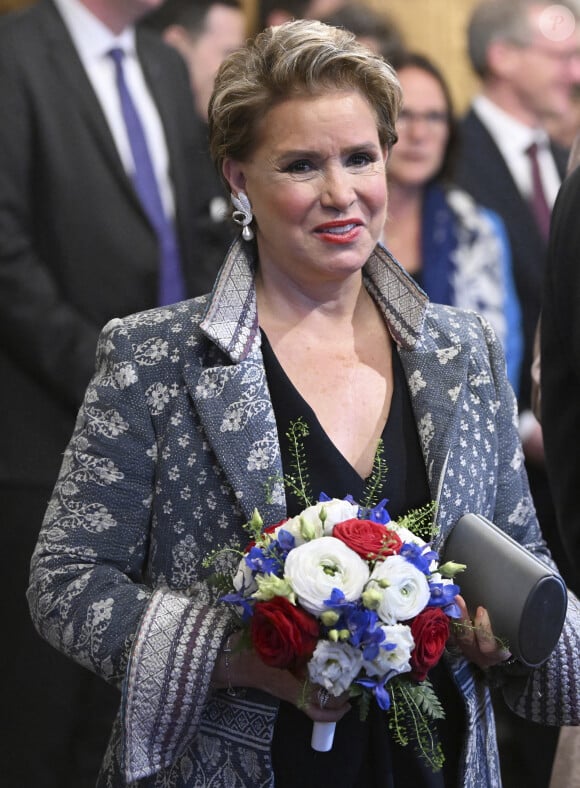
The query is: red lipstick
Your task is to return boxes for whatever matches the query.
[314,219,363,244]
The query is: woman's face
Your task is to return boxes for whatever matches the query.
[387,66,450,188]
[223,90,388,287]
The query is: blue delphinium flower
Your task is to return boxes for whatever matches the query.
[364,498,391,524]
[323,590,388,661]
[221,590,254,621]
[399,542,438,575]
[357,673,394,711]
[429,581,461,618]
[244,546,280,575]
[244,529,295,577]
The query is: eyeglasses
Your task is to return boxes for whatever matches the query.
[397,109,449,130]
[515,41,580,64]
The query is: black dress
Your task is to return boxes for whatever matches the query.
[260,332,465,788]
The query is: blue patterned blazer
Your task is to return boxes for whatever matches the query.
[28,240,580,787]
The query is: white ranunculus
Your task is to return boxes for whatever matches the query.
[363,624,414,677]
[308,640,364,695]
[275,498,359,546]
[284,536,370,615]
[314,498,360,534]
[273,512,323,547]
[390,524,426,547]
[368,555,430,624]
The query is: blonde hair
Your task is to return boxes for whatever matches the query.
[209,19,402,181]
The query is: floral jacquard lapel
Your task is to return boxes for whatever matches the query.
[182,240,286,525]
[188,353,286,526]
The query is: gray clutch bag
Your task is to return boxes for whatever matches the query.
[443,513,567,667]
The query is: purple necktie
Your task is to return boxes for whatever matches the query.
[525,141,552,242]
[109,48,186,305]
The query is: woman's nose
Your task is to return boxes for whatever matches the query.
[320,168,356,210]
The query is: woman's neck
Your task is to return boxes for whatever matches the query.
[255,267,368,337]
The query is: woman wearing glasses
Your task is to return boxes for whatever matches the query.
[384,53,523,394]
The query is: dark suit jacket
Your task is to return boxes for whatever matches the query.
[0,0,210,485]
[455,108,569,410]
[541,165,580,575]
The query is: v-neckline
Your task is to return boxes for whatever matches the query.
[260,329,394,484]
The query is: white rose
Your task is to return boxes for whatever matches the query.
[284,536,370,615]
[368,555,430,624]
[308,640,364,695]
[363,624,414,677]
[276,498,359,546]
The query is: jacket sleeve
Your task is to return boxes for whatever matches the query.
[27,316,238,781]
[480,313,580,725]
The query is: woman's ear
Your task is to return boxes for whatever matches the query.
[223,159,246,195]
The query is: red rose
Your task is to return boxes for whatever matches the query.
[333,519,402,560]
[251,597,319,670]
[409,607,450,681]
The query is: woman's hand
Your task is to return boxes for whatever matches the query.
[448,595,511,670]
[212,631,351,722]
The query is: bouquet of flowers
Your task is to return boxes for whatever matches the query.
[215,491,464,770]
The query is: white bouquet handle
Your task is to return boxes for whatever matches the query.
[311,721,336,752]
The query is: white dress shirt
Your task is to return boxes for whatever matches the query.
[472,94,561,209]
[53,0,176,218]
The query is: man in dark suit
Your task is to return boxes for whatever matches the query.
[455,2,580,785]
[542,162,580,578]
[0,0,208,784]
[541,144,580,788]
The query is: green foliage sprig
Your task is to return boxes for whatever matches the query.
[388,676,445,772]
[281,418,314,507]
[360,438,389,510]
[396,501,438,542]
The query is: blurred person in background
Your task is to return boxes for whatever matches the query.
[320,1,406,64]
[0,0,206,784]
[544,82,580,150]
[256,0,346,32]
[385,52,523,393]
[142,0,245,123]
[305,0,346,19]
[142,0,246,294]
[256,0,311,30]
